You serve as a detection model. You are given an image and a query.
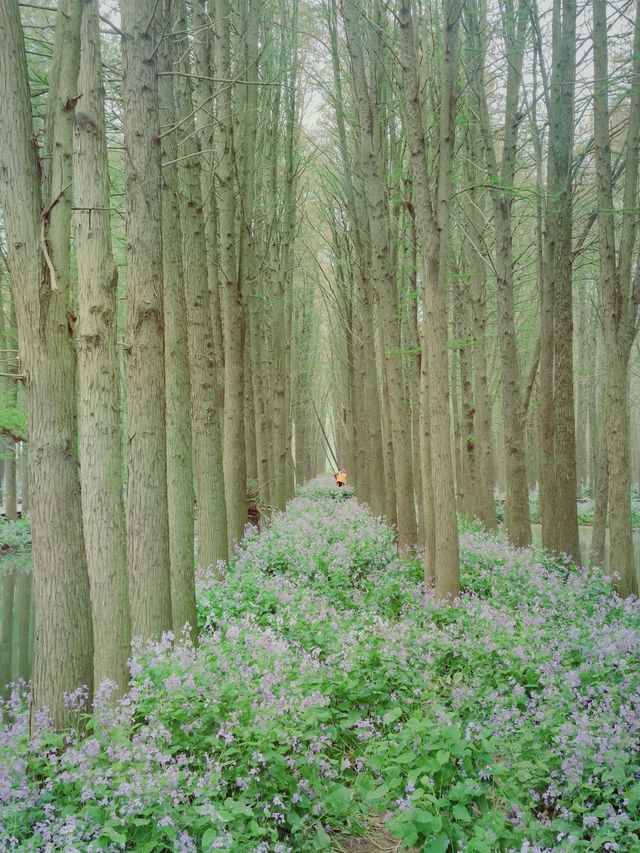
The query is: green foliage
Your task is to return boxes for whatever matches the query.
[0,388,26,442]
[0,517,30,552]
[1,479,638,851]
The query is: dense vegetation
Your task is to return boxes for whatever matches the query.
[1,480,638,851]
[0,519,30,554]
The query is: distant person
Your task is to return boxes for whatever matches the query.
[334,468,348,488]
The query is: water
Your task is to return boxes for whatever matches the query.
[0,552,33,698]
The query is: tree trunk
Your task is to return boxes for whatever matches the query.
[592,0,640,596]
[173,0,228,572]
[547,0,580,561]
[465,155,497,529]
[342,0,416,549]
[159,4,197,640]
[0,0,94,729]
[121,0,173,637]
[216,0,247,544]
[398,0,460,597]
[0,570,15,696]
[76,0,131,689]
[591,382,608,566]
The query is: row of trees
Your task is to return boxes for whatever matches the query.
[0,0,324,729]
[319,0,640,601]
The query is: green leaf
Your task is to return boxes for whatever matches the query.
[452,803,471,822]
[424,832,450,852]
[100,826,126,844]
[436,750,450,766]
[383,707,403,725]
[313,825,332,850]
[328,784,353,815]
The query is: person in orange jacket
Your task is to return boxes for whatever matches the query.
[334,468,348,487]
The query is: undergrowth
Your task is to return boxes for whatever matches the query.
[0,518,31,553]
[0,477,638,851]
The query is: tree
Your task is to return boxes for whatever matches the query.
[158,0,197,638]
[171,0,228,578]
[466,0,532,547]
[75,0,131,690]
[0,0,94,728]
[341,0,417,550]
[216,0,248,542]
[591,0,640,597]
[121,0,173,636]
[535,0,580,561]
[398,0,461,598]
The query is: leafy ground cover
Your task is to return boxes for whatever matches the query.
[1,477,639,851]
[494,490,640,531]
[0,518,31,553]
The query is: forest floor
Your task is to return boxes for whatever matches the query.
[1,477,639,852]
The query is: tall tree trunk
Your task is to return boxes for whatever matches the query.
[121,0,173,636]
[173,0,228,573]
[192,0,225,410]
[0,570,14,696]
[458,293,479,518]
[76,0,131,689]
[546,0,580,561]
[159,4,197,640]
[216,0,247,544]
[592,0,640,596]
[591,381,608,566]
[4,448,17,521]
[398,0,460,597]
[575,286,588,492]
[470,0,532,546]
[420,331,436,585]
[326,0,385,516]
[465,158,497,529]
[342,0,417,549]
[0,0,94,729]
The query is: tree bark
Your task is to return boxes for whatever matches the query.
[398,0,460,597]
[468,0,532,546]
[76,0,131,690]
[172,0,228,573]
[216,0,247,543]
[465,153,497,529]
[342,0,417,549]
[592,0,640,596]
[0,0,94,729]
[121,0,173,636]
[158,3,197,640]
[546,0,580,561]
